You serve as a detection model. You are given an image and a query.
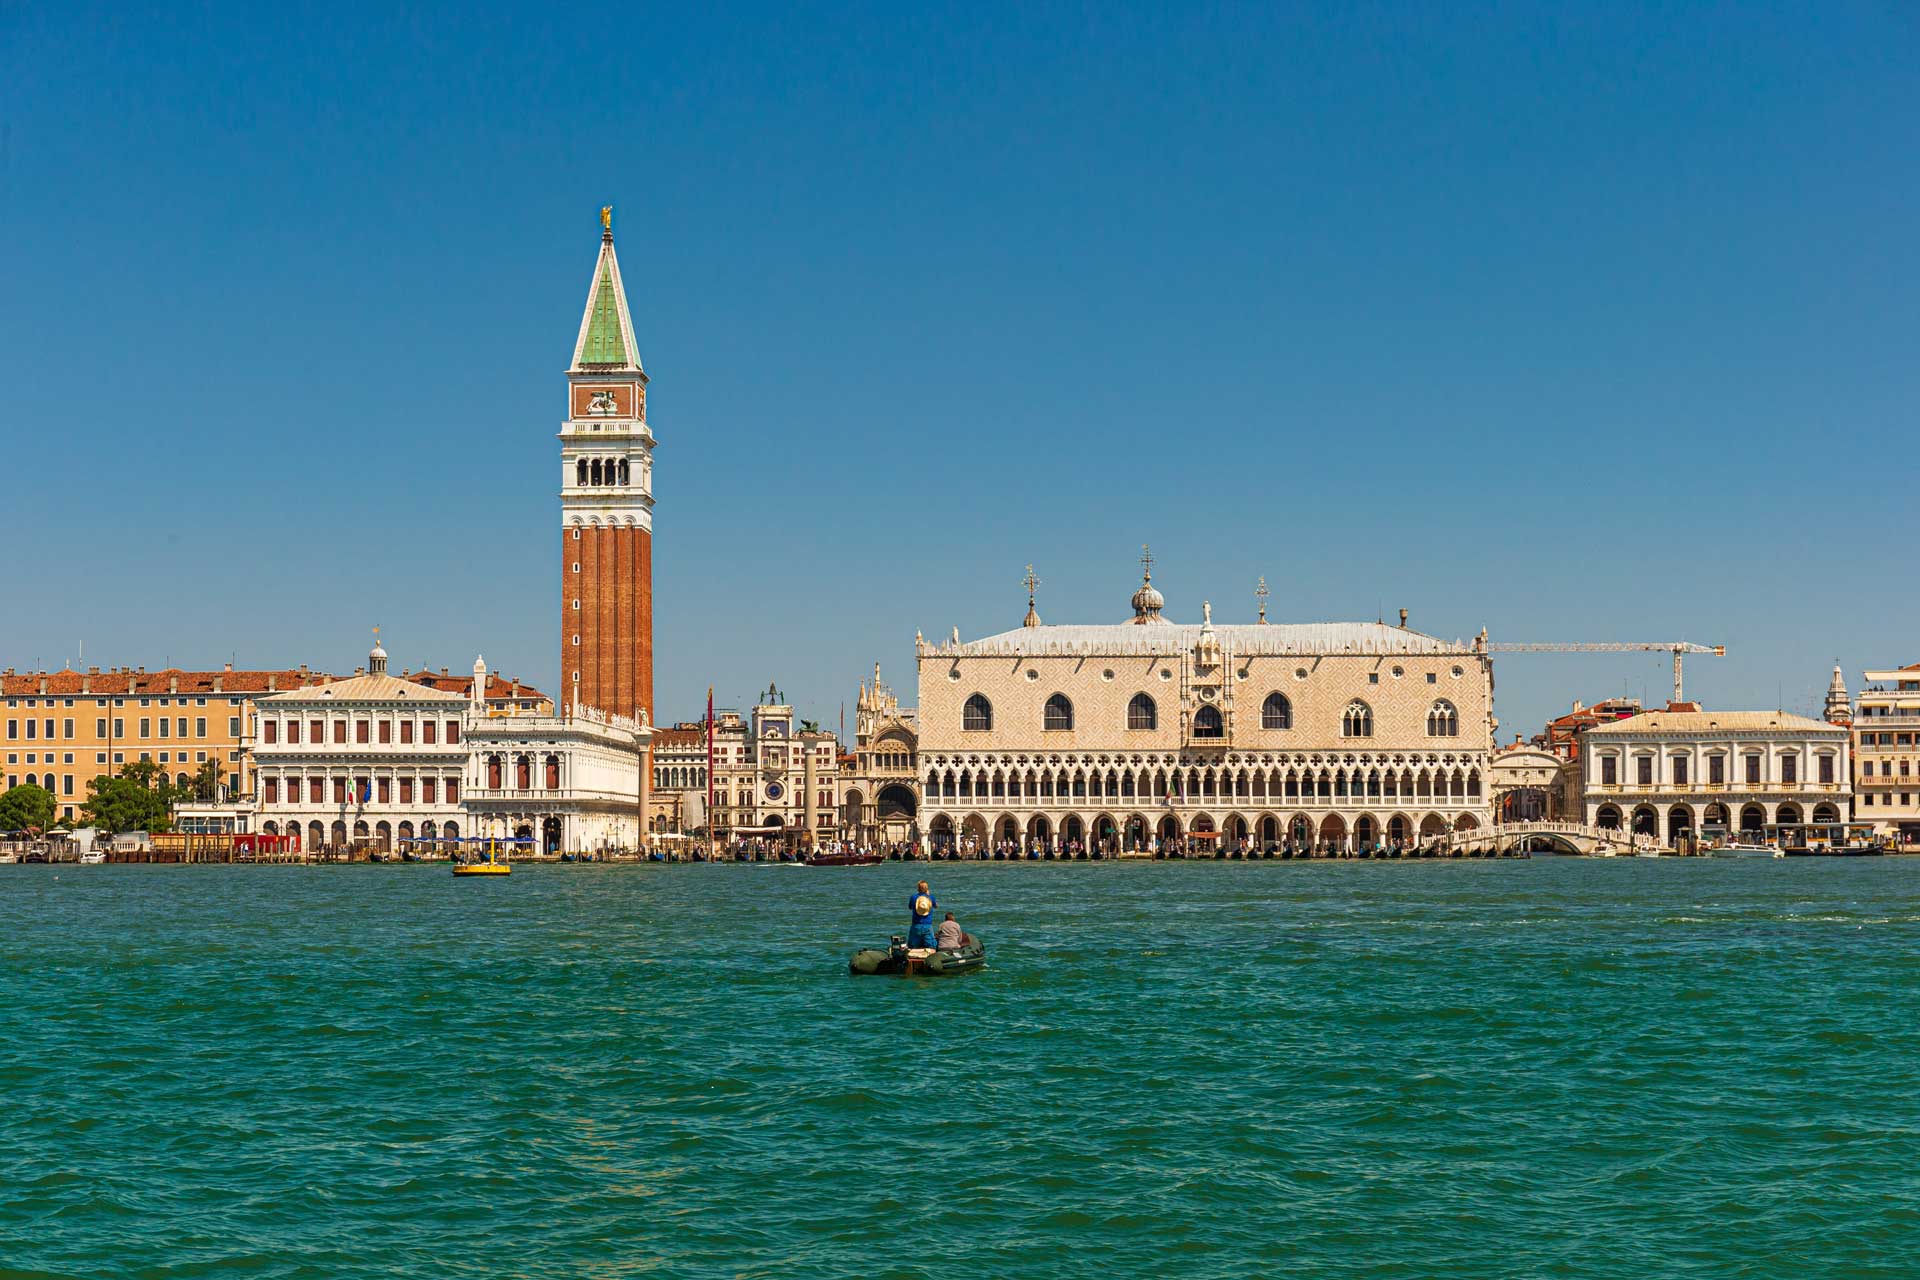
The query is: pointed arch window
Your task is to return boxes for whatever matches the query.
[962,694,992,732]
[1261,692,1292,730]
[1044,694,1074,731]
[1342,700,1373,738]
[1427,699,1459,737]
[1127,693,1157,730]
[1193,705,1224,738]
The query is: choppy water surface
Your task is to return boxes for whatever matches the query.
[4,860,1920,1278]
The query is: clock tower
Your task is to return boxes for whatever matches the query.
[560,208,654,730]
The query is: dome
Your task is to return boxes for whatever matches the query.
[1126,546,1169,624]
[1129,578,1167,625]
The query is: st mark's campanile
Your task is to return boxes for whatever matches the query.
[560,208,654,728]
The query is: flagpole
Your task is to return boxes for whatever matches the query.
[705,685,716,866]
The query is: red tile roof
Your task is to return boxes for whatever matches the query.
[1,667,328,697]
[403,670,550,703]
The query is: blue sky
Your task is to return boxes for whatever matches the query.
[2,2,1914,737]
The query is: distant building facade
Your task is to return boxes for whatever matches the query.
[915,561,1495,854]
[688,686,843,845]
[463,664,649,855]
[1533,697,1644,760]
[1579,708,1851,843]
[248,643,471,853]
[3,664,330,822]
[840,664,920,848]
[240,643,646,855]
[648,723,709,835]
[1852,662,1920,845]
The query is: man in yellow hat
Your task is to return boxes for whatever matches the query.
[906,879,938,949]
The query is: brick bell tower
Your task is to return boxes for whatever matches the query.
[560,207,654,729]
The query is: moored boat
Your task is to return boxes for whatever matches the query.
[454,843,512,876]
[849,936,986,976]
[806,852,885,867]
[1708,842,1777,858]
[1771,821,1884,857]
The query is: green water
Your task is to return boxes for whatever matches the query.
[3,860,1919,1279]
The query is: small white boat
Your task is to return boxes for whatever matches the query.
[1708,842,1776,858]
[0,851,16,865]
[78,850,107,864]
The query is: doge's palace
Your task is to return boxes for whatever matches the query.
[916,556,1495,855]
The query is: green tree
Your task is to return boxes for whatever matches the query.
[0,784,56,833]
[188,758,223,802]
[81,762,173,834]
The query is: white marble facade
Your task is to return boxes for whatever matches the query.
[916,564,1495,854]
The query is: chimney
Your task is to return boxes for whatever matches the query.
[212,675,224,692]
[169,675,179,694]
[1398,608,1409,629]
[224,660,233,673]
[80,673,91,694]
[268,675,278,692]
[38,675,49,694]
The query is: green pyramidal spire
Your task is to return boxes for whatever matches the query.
[580,258,627,364]
[570,210,643,372]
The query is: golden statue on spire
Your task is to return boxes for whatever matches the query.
[600,205,613,231]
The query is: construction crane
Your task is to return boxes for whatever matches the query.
[1482,641,1726,704]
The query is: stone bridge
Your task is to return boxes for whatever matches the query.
[1440,820,1659,856]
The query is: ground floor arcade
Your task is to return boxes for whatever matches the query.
[463,804,641,856]
[921,806,1486,857]
[1588,797,1847,843]
[259,813,463,855]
